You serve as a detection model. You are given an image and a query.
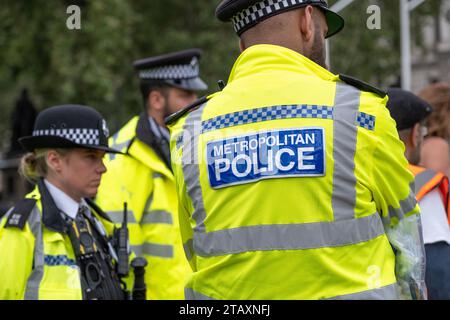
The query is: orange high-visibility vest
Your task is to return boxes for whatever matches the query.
[409,164,450,225]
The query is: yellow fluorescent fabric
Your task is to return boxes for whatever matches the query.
[0,190,82,300]
[0,218,35,299]
[169,44,419,299]
[96,116,191,300]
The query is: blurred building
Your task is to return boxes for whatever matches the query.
[412,1,450,92]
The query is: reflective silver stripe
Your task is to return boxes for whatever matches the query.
[142,242,173,258]
[182,102,208,233]
[109,134,131,160]
[111,137,131,152]
[415,169,438,194]
[183,239,194,261]
[153,173,164,179]
[24,207,44,300]
[386,190,417,222]
[1,207,14,223]
[193,213,385,257]
[141,210,173,225]
[106,210,137,223]
[409,181,415,193]
[326,283,399,300]
[184,288,216,300]
[131,245,143,256]
[332,83,361,221]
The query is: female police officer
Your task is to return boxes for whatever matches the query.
[0,104,129,300]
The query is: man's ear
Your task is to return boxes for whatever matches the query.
[148,90,166,112]
[411,123,421,148]
[239,38,246,52]
[298,5,314,42]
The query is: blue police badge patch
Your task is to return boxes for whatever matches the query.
[206,128,325,189]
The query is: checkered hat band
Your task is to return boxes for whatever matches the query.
[33,128,100,145]
[139,63,199,80]
[231,0,324,33]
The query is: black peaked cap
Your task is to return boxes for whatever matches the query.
[386,88,434,131]
[133,49,208,91]
[19,104,122,154]
[216,0,345,38]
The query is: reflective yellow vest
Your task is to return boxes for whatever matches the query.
[95,115,190,300]
[0,188,116,300]
[168,44,420,300]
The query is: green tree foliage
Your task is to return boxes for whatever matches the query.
[328,0,443,86]
[0,0,444,149]
[0,0,238,148]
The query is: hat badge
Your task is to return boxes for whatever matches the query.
[102,119,110,137]
[190,56,198,67]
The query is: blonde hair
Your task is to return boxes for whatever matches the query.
[19,149,70,183]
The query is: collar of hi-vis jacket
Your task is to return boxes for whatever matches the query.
[227,44,339,84]
[135,112,172,172]
[25,178,70,233]
[129,114,174,181]
[27,179,110,233]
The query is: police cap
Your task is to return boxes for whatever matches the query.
[215,0,345,38]
[19,105,122,154]
[386,88,434,131]
[133,49,208,91]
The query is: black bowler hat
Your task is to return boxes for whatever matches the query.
[19,105,122,154]
[216,0,345,38]
[133,49,208,91]
[386,88,434,131]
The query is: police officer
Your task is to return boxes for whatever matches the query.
[0,105,130,300]
[166,0,426,299]
[386,88,450,300]
[95,49,208,299]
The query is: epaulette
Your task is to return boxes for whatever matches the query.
[5,198,37,230]
[165,96,209,126]
[339,74,387,98]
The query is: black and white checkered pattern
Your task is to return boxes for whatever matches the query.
[231,0,324,34]
[139,57,200,80]
[33,128,100,145]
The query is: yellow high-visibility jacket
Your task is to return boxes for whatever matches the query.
[96,113,190,300]
[167,44,425,300]
[0,186,119,300]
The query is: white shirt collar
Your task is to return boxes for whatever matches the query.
[44,179,88,220]
[148,116,170,142]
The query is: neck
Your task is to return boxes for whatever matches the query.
[239,12,307,56]
[45,176,82,203]
[241,36,305,56]
[147,109,165,128]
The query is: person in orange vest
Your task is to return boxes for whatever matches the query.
[387,87,450,299]
[419,83,450,178]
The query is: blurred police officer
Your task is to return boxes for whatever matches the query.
[0,105,129,300]
[96,49,208,299]
[387,88,450,300]
[166,0,425,299]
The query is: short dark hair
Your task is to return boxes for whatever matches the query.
[139,80,170,108]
